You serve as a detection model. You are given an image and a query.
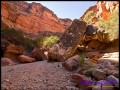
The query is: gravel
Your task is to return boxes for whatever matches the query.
[1,60,79,90]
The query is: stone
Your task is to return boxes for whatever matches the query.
[92,80,114,90]
[71,73,93,90]
[48,19,87,62]
[62,55,80,71]
[83,68,93,77]
[86,52,101,61]
[30,48,47,61]
[92,68,106,80]
[4,44,24,63]
[18,55,36,63]
[107,75,119,87]
[1,57,15,66]
[102,60,115,69]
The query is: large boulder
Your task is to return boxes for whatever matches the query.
[30,48,47,61]
[4,44,25,63]
[18,55,36,63]
[62,55,80,71]
[48,19,87,62]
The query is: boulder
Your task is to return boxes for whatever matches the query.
[71,73,93,90]
[92,68,106,80]
[107,75,119,87]
[86,52,101,61]
[48,19,87,62]
[62,55,80,71]
[1,57,15,66]
[4,44,25,63]
[103,60,115,69]
[4,44,24,55]
[18,55,36,63]
[86,52,101,62]
[30,48,47,61]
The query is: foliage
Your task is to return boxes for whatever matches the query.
[79,52,85,67]
[96,9,119,41]
[1,28,36,50]
[83,10,95,24]
[35,36,59,48]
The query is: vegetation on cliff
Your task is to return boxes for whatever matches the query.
[96,9,119,41]
[1,26,59,51]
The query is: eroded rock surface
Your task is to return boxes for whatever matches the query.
[48,19,87,62]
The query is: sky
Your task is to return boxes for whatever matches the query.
[26,1,97,20]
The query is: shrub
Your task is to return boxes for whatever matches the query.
[96,9,119,41]
[83,10,95,24]
[35,36,59,48]
[79,52,85,67]
[1,28,36,50]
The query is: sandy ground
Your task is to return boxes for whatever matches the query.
[1,60,79,90]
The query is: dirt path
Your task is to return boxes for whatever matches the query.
[1,60,79,90]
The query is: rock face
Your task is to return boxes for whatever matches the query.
[80,1,119,21]
[1,1,72,37]
[96,1,119,20]
[48,19,87,62]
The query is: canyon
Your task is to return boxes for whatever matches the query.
[1,1,72,37]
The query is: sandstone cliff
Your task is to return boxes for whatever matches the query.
[1,1,72,37]
[80,1,119,22]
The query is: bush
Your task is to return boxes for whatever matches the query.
[83,10,95,24]
[35,36,59,48]
[96,9,119,41]
[79,52,85,67]
[1,28,36,50]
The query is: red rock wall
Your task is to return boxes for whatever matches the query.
[80,1,119,21]
[1,1,72,36]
